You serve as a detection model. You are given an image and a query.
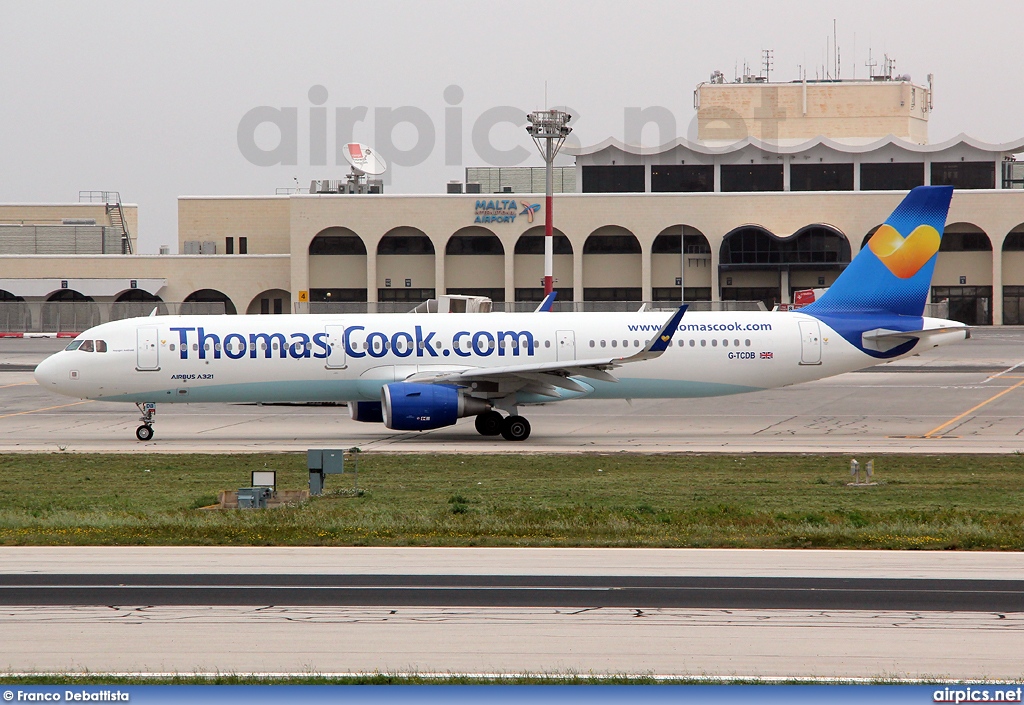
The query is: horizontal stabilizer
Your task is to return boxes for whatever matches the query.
[862,325,969,353]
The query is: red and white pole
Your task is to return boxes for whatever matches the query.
[543,137,554,296]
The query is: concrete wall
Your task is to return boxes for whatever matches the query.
[0,255,289,314]
[697,81,930,143]
[178,197,290,254]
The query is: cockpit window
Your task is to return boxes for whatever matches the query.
[95,340,107,353]
[64,340,83,351]
[79,340,94,352]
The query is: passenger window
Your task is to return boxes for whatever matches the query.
[745,339,751,347]
[600,340,606,348]
[700,340,707,347]
[634,340,639,347]
[80,340,94,352]
[192,343,199,351]
[723,339,729,347]
[611,340,617,348]
[689,340,695,347]
[712,339,718,347]
[95,340,107,353]
[250,342,256,351]
[169,343,176,351]
[65,340,83,351]
[734,339,740,347]
[589,340,595,348]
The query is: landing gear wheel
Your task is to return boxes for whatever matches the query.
[500,415,531,442]
[474,410,504,436]
[136,424,154,441]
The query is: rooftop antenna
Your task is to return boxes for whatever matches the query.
[761,48,774,81]
[852,32,856,79]
[833,19,838,79]
[865,47,877,79]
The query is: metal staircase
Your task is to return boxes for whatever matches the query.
[79,191,133,254]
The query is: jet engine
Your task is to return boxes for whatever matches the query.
[381,382,491,431]
[349,401,384,423]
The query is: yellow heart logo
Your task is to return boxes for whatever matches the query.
[661,335,670,342]
[867,223,941,279]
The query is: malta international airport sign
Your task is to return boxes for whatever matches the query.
[473,199,541,224]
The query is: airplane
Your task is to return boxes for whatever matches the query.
[34,186,969,442]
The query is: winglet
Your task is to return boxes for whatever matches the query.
[645,305,687,354]
[534,291,557,312]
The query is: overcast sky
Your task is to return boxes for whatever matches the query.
[3,0,1023,252]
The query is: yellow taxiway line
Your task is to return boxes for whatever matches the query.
[923,378,1024,438]
[0,400,93,420]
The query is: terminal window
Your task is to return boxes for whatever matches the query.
[790,163,854,191]
[651,165,713,192]
[860,163,924,191]
[720,164,784,192]
[581,166,645,193]
[583,287,642,301]
[931,161,996,190]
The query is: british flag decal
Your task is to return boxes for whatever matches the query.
[760,351,774,359]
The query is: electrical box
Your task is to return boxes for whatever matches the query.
[237,487,272,509]
[308,448,346,495]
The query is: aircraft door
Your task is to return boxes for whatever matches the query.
[798,320,822,365]
[136,327,159,371]
[325,324,347,369]
[556,330,576,361]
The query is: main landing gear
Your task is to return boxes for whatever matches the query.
[474,410,531,441]
[135,402,156,441]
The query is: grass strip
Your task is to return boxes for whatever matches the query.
[1,453,1022,549]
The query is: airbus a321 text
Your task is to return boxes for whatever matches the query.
[34,186,969,442]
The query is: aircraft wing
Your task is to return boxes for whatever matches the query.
[403,306,687,397]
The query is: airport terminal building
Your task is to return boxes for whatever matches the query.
[3,71,1024,329]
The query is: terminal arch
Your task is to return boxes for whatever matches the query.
[0,289,30,332]
[651,225,712,301]
[1001,223,1024,324]
[940,222,992,252]
[445,226,505,301]
[182,288,237,315]
[933,222,992,326]
[43,289,100,332]
[246,288,292,315]
[583,225,641,301]
[308,227,368,303]
[376,227,435,303]
[111,289,167,320]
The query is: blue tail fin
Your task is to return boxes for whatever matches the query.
[803,185,953,317]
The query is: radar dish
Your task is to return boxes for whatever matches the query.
[344,143,387,175]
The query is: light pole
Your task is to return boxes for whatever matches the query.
[526,110,572,297]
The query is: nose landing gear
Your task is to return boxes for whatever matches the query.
[135,402,156,441]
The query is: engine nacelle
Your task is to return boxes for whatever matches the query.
[381,382,490,431]
[349,401,384,423]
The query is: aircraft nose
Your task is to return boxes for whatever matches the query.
[34,355,60,388]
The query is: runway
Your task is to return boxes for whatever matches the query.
[4,328,1024,453]
[2,574,1022,611]
[1,548,1023,678]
